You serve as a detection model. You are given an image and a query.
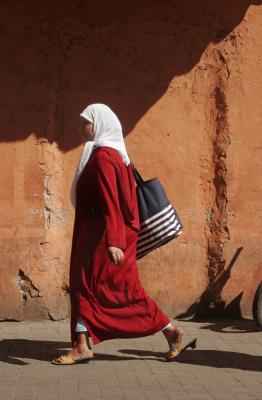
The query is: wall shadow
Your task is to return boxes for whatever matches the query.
[0,0,261,151]
[176,247,244,320]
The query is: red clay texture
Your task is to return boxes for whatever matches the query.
[0,0,262,320]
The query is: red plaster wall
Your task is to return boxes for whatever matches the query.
[0,0,262,320]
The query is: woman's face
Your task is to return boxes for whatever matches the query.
[79,117,94,142]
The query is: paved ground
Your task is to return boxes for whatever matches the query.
[0,318,261,400]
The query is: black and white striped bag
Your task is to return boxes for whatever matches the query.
[132,165,183,260]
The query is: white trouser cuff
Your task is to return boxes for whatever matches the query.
[161,322,172,331]
[75,318,88,332]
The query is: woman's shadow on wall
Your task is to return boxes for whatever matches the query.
[1,0,261,151]
[175,247,260,333]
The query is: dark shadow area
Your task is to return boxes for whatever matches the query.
[1,0,261,150]
[175,350,262,371]
[171,317,260,333]
[0,339,71,365]
[196,317,260,333]
[120,348,262,371]
[1,338,261,371]
[0,338,162,365]
[252,280,262,329]
[176,247,244,320]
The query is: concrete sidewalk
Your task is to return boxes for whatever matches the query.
[0,318,261,400]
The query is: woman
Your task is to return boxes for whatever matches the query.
[52,103,183,365]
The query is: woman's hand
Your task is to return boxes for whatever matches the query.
[107,246,125,266]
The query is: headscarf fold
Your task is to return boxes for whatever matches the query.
[70,103,130,207]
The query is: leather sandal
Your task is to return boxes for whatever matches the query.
[166,332,197,362]
[52,352,94,365]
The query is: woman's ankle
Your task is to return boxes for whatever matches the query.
[162,323,174,334]
[74,332,93,353]
[76,343,93,353]
[162,325,182,339]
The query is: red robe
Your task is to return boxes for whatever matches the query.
[70,146,170,345]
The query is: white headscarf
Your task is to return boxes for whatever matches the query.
[70,103,130,207]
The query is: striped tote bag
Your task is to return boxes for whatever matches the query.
[132,165,183,260]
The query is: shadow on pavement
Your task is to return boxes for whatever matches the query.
[1,334,261,371]
[176,350,262,372]
[0,339,71,365]
[0,338,161,365]
[119,349,262,372]
[193,318,260,333]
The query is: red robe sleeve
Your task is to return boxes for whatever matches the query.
[95,156,126,250]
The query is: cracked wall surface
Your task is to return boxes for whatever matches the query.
[0,0,262,320]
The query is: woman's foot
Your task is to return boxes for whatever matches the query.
[162,325,183,361]
[52,344,94,365]
[67,344,94,359]
[52,332,94,365]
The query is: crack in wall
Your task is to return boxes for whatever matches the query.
[204,81,231,314]
[209,85,231,274]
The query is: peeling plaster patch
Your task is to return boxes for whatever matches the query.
[44,206,52,229]
[54,209,68,226]
[61,282,69,293]
[43,208,68,230]
[44,174,53,202]
[17,269,40,304]
[48,311,56,321]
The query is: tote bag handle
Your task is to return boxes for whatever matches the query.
[131,163,144,186]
